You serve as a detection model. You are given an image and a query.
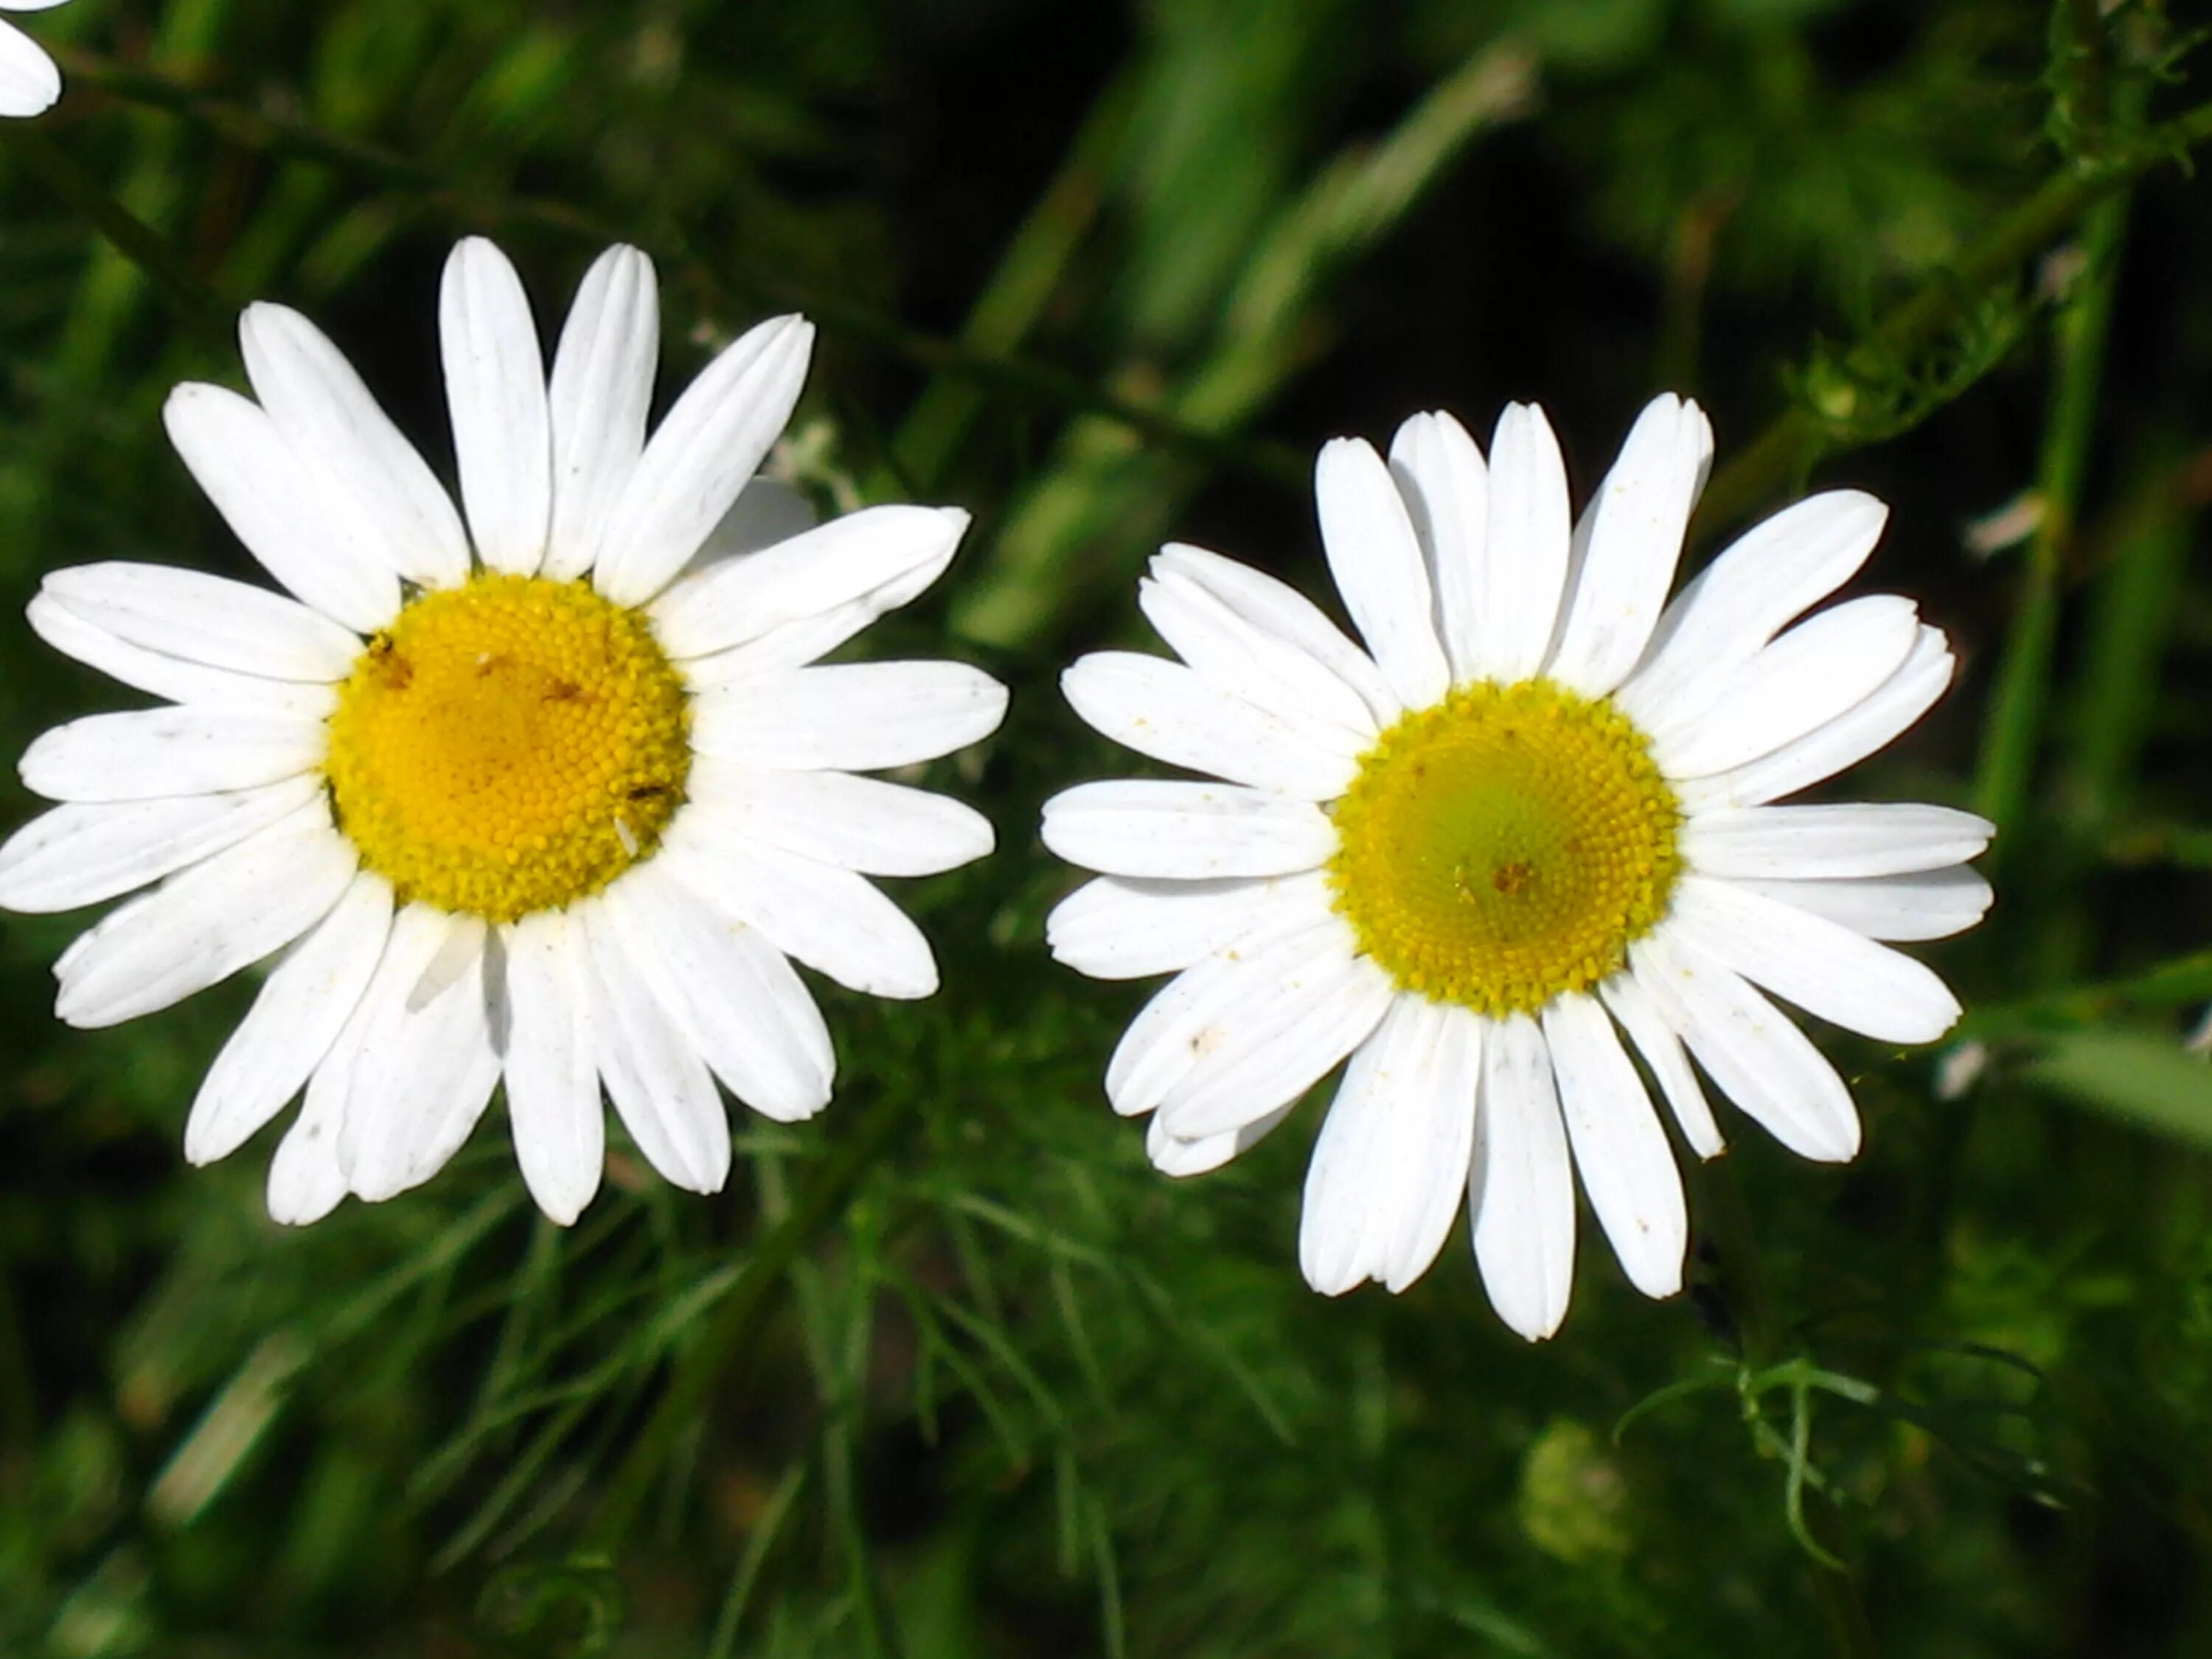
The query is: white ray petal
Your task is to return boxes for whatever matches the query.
[41,563,361,681]
[0,18,58,117]
[1060,651,1358,799]
[1040,779,1335,880]
[501,908,605,1224]
[1314,437,1449,707]
[1543,992,1686,1298]
[683,762,993,878]
[25,596,338,718]
[1733,867,1992,942]
[1152,542,1399,725]
[1475,403,1572,682]
[1683,802,1994,880]
[0,776,322,914]
[1467,1012,1575,1341]
[1147,1100,1297,1178]
[440,238,553,575]
[1597,971,1723,1158]
[1387,409,1488,686]
[1138,562,1377,742]
[21,706,325,803]
[1047,870,1329,981]
[692,661,1007,773]
[546,243,660,580]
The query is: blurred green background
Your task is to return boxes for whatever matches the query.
[6,0,2212,1653]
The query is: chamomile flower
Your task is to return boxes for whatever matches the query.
[1042,395,1989,1339]
[1,238,1006,1225]
[0,0,69,117]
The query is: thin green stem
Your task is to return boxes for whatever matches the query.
[4,127,224,324]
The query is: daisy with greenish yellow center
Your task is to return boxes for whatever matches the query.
[1042,395,1990,1339]
[1,237,1007,1226]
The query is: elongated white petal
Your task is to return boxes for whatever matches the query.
[653,506,967,659]
[335,908,502,1202]
[693,661,1006,773]
[1138,562,1377,742]
[1618,490,1888,732]
[1677,627,1956,810]
[1734,867,1992,942]
[25,597,337,718]
[0,18,58,117]
[1652,596,1919,776]
[163,383,401,632]
[601,858,835,1121]
[1467,1012,1575,1341]
[1315,437,1450,707]
[546,244,659,580]
[184,872,392,1165]
[1475,403,1572,682]
[1387,410,1488,685]
[0,776,322,914]
[1151,931,1395,1141]
[21,706,325,802]
[1665,873,1962,1043]
[660,824,936,1000]
[577,897,731,1192]
[1683,802,1994,880]
[1597,972,1723,1158]
[1545,395,1713,698]
[1629,930,1860,1161]
[266,998,371,1227]
[1060,652,1357,799]
[1543,992,1686,1299]
[55,801,356,1029]
[1299,995,1481,1295]
[1041,779,1335,880]
[501,908,604,1224]
[684,762,991,877]
[238,302,471,590]
[42,563,361,681]
[1047,870,1329,981]
[1153,542,1398,725]
[441,238,552,575]
[594,315,815,606]
[1147,1102,1297,1178]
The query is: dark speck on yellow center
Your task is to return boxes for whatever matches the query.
[324,572,690,922]
[1328,678,1680,1016]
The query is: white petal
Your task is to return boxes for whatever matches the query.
[1665,873,1962,1043]
[1677,627,1955,810]
[601,858,835,1121]
[1387,410,1488,686]
[54,801,356,1029]
[0,776,322,914]
[1047,871,1326,981]
[684,762,992,877]
[1629,930,1860,1161]
[1475,403,1573,682]
[440,238,553,575]
[594,315,815,607]
[499,908,604,1224]
[1544,395,1714,698]
[1617,489,1888,733]
[184,872,392,1165]
[1060,652,1357,799]
[1147,1101,1296,1178]
[1467,1012,1575,1341]
[577,897,732,1192]
[1652,596,1919,776]
[1150,930,1396,1141]
[1542,992,1686,1299]
[653,506,967,659]
[692,661,1007,773]
[1104,908,1359,1118]
[1314,437,1450,708]
[25,596,338,718]
[1683,802,1994,880]
[41,563,361,681]
[1734,867,1992,942]
[1298,995,1480,1295]
[546,244,659,580]
[1040,779,1334,880]
[1138,562,1377,742]
[238,302,471,590]
[335,908,502,1202]
[1152,542,1398,726]
[660,824,936,1001]
[1597,972,1723,1158]
[266,1012,365,1227]
[162,382,401,632]
[21,706,325,802]
[0,18,58,117]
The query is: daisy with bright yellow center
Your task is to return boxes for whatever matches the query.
[1,238,1006,1226]
[1042,397,1992,1339]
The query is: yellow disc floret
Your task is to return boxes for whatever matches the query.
[1328,679,1680,1016]
[324,573,690,922]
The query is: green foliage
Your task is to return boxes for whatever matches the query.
[7,1,2212,1655]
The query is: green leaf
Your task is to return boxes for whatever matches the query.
[2022,1028,2212,1150]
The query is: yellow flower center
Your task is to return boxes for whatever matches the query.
[1328,679,1680,1016]
[324,574,690,922]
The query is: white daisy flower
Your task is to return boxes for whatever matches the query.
[0,0,70,118]
[1,237,1007,1226]
[1041,395,1991,1340]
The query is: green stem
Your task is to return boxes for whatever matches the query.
[4,128,223,323]
[587,1085,908,1550]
